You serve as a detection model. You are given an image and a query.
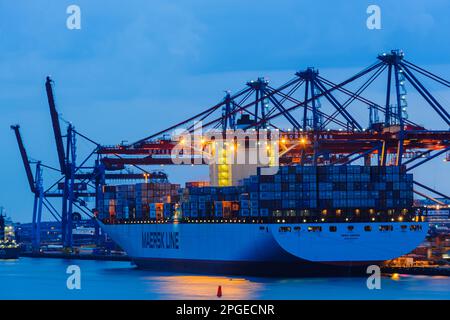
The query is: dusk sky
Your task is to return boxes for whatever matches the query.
[1,0,449,222]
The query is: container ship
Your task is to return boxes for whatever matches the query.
[98,165,428,276]
[11,51,448,274]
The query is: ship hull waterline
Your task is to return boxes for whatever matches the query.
[99,221,428,277]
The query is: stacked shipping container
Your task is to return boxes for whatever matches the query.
[185,181,210,188]
[181,165,414,220]
[98,165,414,222]
[181,186,243,218]
[135,183,180,219]
[99,186,118,219]
[98,182,180,220]
[116,184,136,219]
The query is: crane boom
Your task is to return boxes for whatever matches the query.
[11,125,35,193]
[45,76,66,173]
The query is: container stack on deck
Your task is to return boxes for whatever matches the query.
[98,165,414,222]
[180,165,414,220]
[181,185,243,218]
[99,186,118,219]
[253,165,413,218]
[135,182,180,219]
[116,184,136,219]
[98,182,180,220]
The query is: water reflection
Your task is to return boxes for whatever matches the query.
[1,258,449,299]
[144,275,262,299]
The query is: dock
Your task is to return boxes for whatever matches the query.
[20,252,131,262]
[382,266,450,276]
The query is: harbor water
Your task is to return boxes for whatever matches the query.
[0,258,449,299]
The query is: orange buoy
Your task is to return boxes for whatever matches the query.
[391,273,400,281]
[217,285,222,298]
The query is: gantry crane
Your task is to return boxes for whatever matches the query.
[11,125,45,251]
[12,78,171,251]
[13,50,450,251]
[97,50,450,202]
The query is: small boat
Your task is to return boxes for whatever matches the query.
[0,241,20,259]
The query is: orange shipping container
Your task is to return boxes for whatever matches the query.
[109,199,116,217]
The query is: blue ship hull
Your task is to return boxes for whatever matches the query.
[99,221,428,276]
